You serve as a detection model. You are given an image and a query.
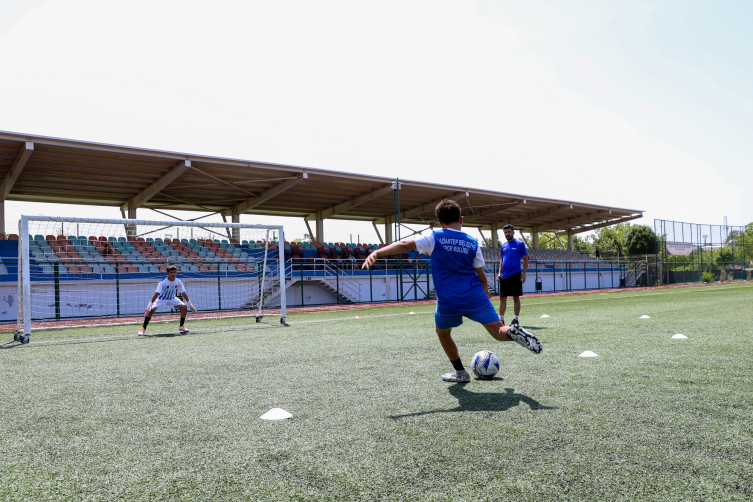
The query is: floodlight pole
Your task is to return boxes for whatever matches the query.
[393,179,403,301]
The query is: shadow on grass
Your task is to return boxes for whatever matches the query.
[389,385,556,419]
[522,326,548,331]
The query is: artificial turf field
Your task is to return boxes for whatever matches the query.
[1,284,752,501]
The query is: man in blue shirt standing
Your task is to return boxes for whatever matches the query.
[362,200,542,383]
[498,223,528,328]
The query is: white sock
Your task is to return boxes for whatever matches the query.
[514,315,519,320]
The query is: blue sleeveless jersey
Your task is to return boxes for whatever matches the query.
[431,229,490,316]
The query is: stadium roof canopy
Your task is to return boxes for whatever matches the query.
[0,130,643,243]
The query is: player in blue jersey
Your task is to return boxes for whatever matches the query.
[498,223,528,328]
[362,200,542,382]
[138,265,197,336]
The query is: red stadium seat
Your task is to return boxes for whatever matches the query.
[8,234,18,240]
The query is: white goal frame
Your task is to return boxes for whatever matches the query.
[16,215,287,335]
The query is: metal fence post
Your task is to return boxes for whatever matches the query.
[336,262,340,305]
[116,267,121,317]
[300,260,304,306]
[413,262,418,300]
[54,261,61,320]
[426,262,430,299]
[217,268,222,310]
[583,262,587,291]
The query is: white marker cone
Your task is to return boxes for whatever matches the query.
[640,315,651,319]
[409,312,415,314]
[579,351,598,357]
[261,408,293,421]
[540,315,550,318]
[671,334,688,339]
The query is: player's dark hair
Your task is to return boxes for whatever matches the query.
[503,224,514,232]
[166,265,177,273]
[435,199,462,225]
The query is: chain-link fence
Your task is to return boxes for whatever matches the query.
[653,219,752,286]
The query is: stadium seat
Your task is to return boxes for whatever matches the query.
[8,234,18,240]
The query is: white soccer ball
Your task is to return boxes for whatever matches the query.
[471,350,500,379]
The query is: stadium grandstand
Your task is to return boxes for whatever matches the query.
[0,130,644,317]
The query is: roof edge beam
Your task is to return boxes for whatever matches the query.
[0,142,33,200]
[556,214,641,235]
[306,184,393,220]
[234,172,307,214]
[121,159,191,211]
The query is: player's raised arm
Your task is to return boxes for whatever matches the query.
[361,239,417,270]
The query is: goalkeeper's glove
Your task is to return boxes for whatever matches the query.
[188,301,197,314]
[144,301,153,315]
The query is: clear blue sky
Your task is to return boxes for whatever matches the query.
[1,0,750,241]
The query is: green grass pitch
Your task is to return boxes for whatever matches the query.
[2,284,752,501]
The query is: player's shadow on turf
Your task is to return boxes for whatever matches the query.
[521,326,547,331]
[389,386,555,419]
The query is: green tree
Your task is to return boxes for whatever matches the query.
[592,223,632,255]
[537,232,564,250]
[573,235,594,255]
[623,225,656,255]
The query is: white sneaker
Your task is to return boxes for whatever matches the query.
[178,325,189,333]
[442,370,470,383]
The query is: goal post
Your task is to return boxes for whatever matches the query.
[16,216,287,337]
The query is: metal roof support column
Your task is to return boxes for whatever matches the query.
[491,223,499,248]
[384,215,393,244]
[124,206,138,236]
[532,227,539,250]
[315,211,324,244]
[231,211,240,242]
[567,231,574,252]
[0,141,34,234]
[372,221,384,245]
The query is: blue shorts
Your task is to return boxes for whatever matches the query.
[435,303,500,330]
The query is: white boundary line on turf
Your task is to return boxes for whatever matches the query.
[14,284,753,345]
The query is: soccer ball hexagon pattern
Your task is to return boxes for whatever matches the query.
[471,350,500,379]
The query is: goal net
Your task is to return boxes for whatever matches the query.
[16,216,287,335]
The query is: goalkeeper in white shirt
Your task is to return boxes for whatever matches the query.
[138,265,196,335]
